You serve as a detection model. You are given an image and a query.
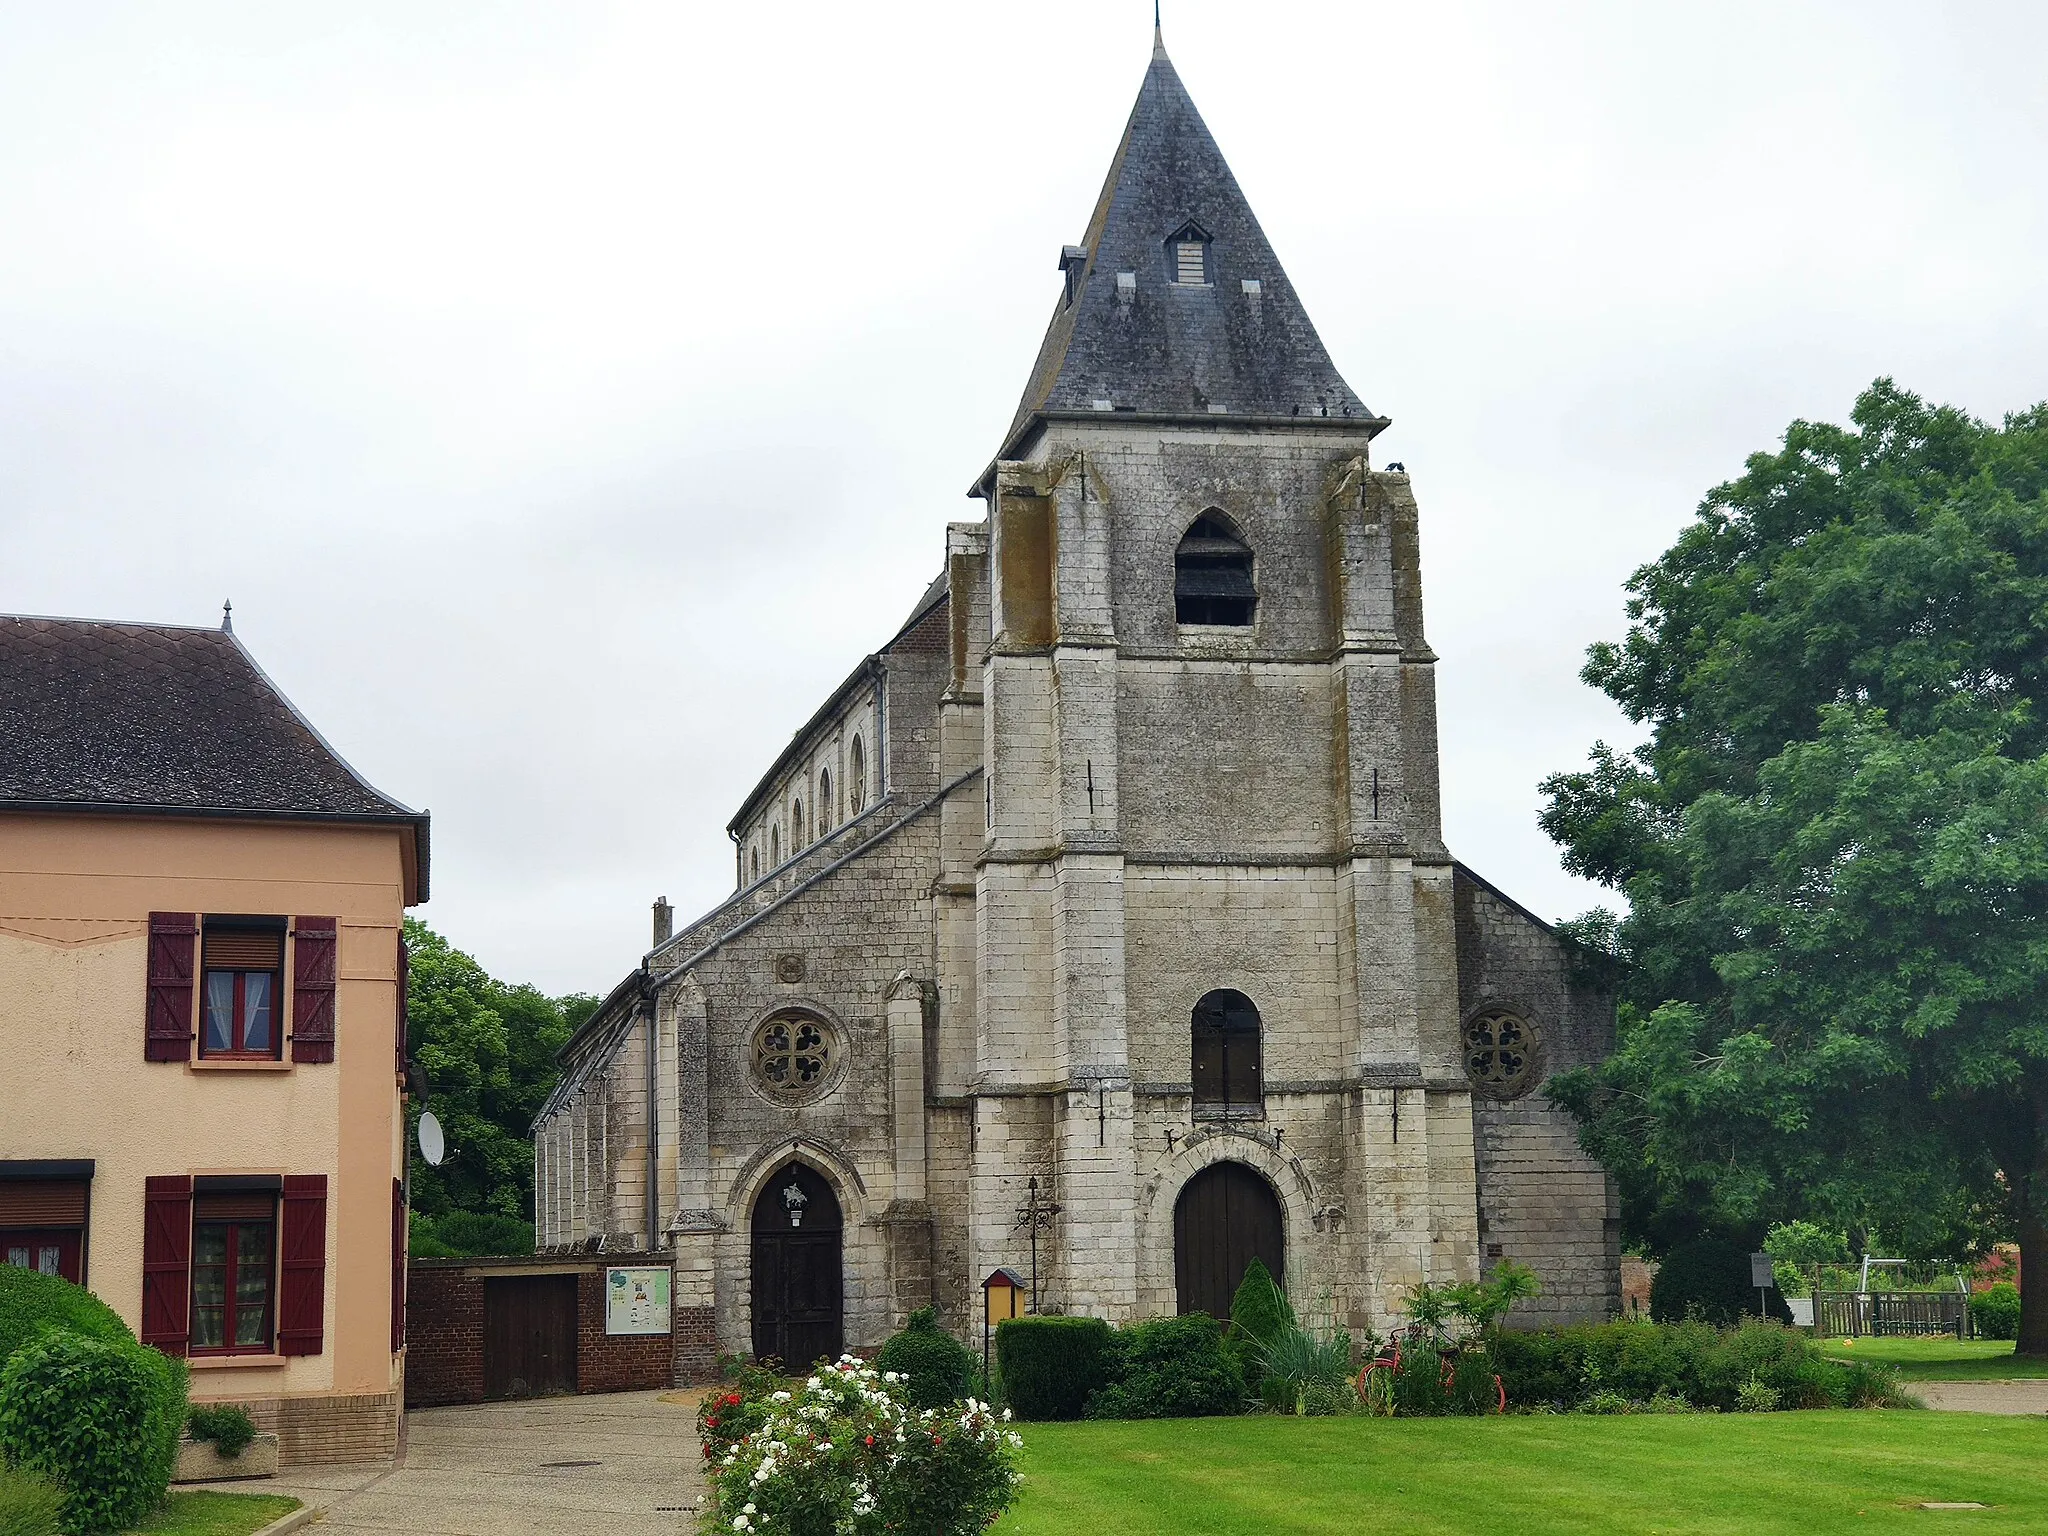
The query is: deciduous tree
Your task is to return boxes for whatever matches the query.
[1541,380,2048,1354]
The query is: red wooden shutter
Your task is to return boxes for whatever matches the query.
[395,932,410,1079]
[278,1175,328,1356]
[140,1175,193,1355]
[291,917,338,1064]
[391,1177,406,1353]
[145,913,198,1062]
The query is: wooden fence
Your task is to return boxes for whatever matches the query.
[1813,1289,1971,1339]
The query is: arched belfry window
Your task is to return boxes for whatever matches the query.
[792,798,806,848]
[1175,511,1256,626]
[819,768,833,831]
[1192,989,1262,1118]
[1167,220,1211,286]
[849,736,868,814]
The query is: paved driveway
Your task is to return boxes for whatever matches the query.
[199,1390,709,1535]
[1915,1380,2048,1415]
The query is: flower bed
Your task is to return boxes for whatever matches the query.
[700,1356,1021,1536]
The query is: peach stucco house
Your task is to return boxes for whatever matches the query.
[0,613,427,1464]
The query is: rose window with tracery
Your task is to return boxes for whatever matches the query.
[752,1013,833,1102]
[1464,1009,1540,1099]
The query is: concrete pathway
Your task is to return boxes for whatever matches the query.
[191,1389,710,1535]
[1914,1380,2048,1415]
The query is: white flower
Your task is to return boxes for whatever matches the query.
[772,1390,791,1402]
[732,1520,750,1533]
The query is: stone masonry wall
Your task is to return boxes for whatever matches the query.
[1453,866,1620,1326]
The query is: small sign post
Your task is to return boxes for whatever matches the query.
[981,1269,1025,1391]
[1750,1252,1775,1319]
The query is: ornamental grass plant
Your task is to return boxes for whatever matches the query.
[699,1356,1020,1536]
[0,1468,63,1536]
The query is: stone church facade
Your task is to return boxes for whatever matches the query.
[534,32,1618,1375]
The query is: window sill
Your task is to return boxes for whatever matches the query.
[187,1058,293,1073]
[1191,1106,1267,1124]
[188,1353,286,1370]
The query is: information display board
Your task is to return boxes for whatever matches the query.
[604,1266,672,1335]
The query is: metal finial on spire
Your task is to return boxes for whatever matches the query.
[221,599,233,634]
[1153,0,1166,58]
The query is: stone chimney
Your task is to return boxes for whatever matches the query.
[652,896,674,948]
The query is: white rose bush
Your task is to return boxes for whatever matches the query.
[701,1356,1022,1536]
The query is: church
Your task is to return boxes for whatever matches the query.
[533,29,1618,1376]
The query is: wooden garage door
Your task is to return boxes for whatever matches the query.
[483,1274,578,1400]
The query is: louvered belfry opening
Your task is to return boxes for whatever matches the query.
[1174,510,1256,626]
[1166,220,1210,286]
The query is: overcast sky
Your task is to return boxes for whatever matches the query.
[3,1,2043,996]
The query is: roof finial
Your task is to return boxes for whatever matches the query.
[221,598,233,634]
[1153,0,1166,59]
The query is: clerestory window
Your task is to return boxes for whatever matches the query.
[1175,511,1256,627]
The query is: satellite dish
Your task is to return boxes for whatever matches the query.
[417,1110,446,1167]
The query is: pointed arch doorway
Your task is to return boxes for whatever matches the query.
[1174,1160,1284,1319]
[750,1161,844,1368]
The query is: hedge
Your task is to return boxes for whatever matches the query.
[994,1316,1114,1421]
[0,1271,131,1376]
[1970,1282,2020,1342]
[877,1308,978,1409]
[1649,1237,1792,1326]
[1492,1319,1907,1413]
[0,1332,187,1535]
[1085,1314,1243,1419]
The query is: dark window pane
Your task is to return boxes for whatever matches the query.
[192,1308,226,1349]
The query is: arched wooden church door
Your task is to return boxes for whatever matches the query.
[750,1162,844,1368]
[1174,1161,1284,1319]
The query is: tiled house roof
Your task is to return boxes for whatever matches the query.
[0,614,429,893]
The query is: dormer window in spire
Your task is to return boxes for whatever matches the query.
[1175,510,1256,627]
[1059,245,1088,308]
[1166,220,1211,286]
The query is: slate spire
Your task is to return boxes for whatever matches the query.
[984,34,1379,483]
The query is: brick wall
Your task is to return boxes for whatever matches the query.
[404,1257,680,1409]
[229,1391,400,1467]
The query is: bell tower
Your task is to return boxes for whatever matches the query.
[962,29,1479,1327]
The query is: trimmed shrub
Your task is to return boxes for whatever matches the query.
[0,1271,131,1375]
[1494,1318,1911,1414]
[0,1332,186,1535]
[1971,1282,2021,1342]
[1227,1258,1294,1399]
[1084,1315,1243,1420]
[995,1316,1114,1421]
[1650,1237,1792,1326]
[0,1468,64,1536]
[877,1308,978,1410]
[185,1404,257,1459]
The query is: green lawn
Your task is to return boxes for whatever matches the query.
[1816,1337,2048,1380]
[128,1491,300,1535]
[999,1414,2047,1535]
